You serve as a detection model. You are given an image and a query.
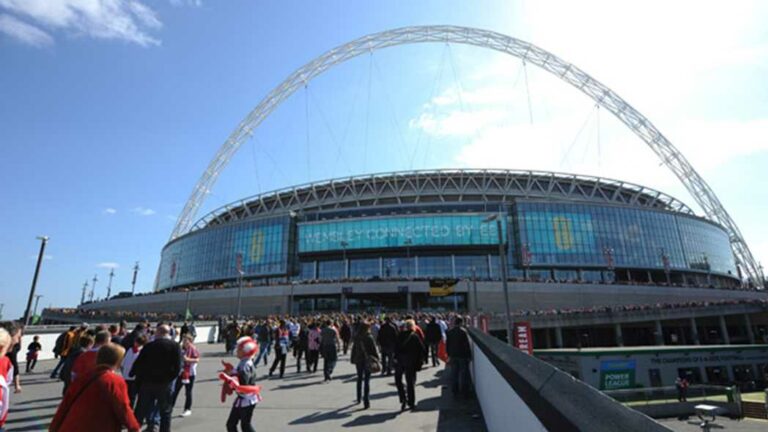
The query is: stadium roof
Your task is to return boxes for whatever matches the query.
[191,169,695,233]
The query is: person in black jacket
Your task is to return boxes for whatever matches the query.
[446,316,472,397]
[296,323,309,373]
[424,316,443,367]
[131,324,182,432]
[394,319,426,411]
[350,321,379,409]
[376,316,398,376]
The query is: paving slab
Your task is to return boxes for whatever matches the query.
[6,343,486,431]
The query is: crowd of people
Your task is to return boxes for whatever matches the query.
[0,312,473,432]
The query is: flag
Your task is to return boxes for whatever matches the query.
[185,308,192,321]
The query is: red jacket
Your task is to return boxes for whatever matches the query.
[49,366,139,432]
[70,349,98,383]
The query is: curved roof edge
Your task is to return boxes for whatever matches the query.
[191,169,695,233]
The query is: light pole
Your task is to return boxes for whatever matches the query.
[235,253,244,320]
[24,235,49,326]
[80,280,88,305]
[89,274,98,302]
[340,240,349,279]
[131,261,140,294]
[660,248,671,285]
[0,303,4,320]
[483,214,513,345]
[32,294,43,321]
[106,268,115,299]
[470,266,479,313]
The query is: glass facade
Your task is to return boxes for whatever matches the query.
[516,202,736,276]
[298,213,505,253]
[156,200,739,290]
[157,216,290,290]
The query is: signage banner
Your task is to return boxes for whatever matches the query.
[429,279,457,297]
[298,213,506,253]
[514,321,533,355]
[599,359,636,390]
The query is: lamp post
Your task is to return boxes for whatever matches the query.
[483,214,513,345]
[106,268,115,299]
[660,248,671,285]
[340,240,349,279]
[32,294,43,321]
[131,261,140,294]
[0,303,5,320]
[470,266,479,313]
[24,236,49,326]
[235,253,244,320]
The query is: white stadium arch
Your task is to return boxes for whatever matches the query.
[170,25,763,284]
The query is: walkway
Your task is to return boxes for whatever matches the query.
[7,343,486,431]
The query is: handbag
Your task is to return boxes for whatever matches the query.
[367,355,381,373]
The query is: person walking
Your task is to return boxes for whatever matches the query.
[295,322,308,373]
[425,317,442,367]
[121,334,147,409]
[306,322,321,373]
[320,320,340,382]
[226,337,260,432]
[269,321,290,378]
[49,343,140,432]
[59,333,94,394]
[253,320,272,367]
[0,328,14,432]
[71,330,110,384]
[350,321,379,409]
[340,321,352,355]
[445,316,472,398]
[50,326,76,379]
[131,325,182,432]
[377,316,398,376]
[172,335,200,417]
[25,336,42,373]
[394,319,426,411]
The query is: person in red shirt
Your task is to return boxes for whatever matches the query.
[0,328,14,432]
[49,343,139,432]
[70,330,110,384]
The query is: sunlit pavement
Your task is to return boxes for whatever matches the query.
[7,343,486,431]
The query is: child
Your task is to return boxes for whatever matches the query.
[25,336,42,373]
[225,337,260,432]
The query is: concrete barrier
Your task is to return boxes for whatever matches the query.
[468,328,671,432]
[18,323,219,363]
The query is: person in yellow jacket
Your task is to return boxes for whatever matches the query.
[50,327,77,379]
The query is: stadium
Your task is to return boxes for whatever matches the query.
[72,26,768,387]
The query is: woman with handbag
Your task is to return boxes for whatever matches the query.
[350,321,379,409]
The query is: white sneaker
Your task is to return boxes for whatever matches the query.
[181,410,192,417]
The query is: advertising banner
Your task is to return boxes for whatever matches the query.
[514,321,533,355]
[599,359,636,390]
[429,279,457,297]
[298,213,506,253]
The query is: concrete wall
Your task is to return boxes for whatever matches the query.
[18,324,219,363]
[82,280,768,317]
[472,339,547,432]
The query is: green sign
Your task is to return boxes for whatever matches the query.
[298,213,506,253]
[599,360,636,390]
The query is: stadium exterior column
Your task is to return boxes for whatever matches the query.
[555,326,564,348]
[654,320,665,346]
[406,291,412,310]
[719,315,731,345]
[744,314,756,344]
[614,323,624,347]
[689,317,700,345]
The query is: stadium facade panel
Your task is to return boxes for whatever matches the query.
[156,170,739,293]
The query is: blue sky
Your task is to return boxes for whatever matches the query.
[1,1,767,319]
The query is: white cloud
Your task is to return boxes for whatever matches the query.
[131,206,156,216]
[97,262,119,269]
[103,207,117,215]
[0,13,52,46]
[0,0,164,46]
